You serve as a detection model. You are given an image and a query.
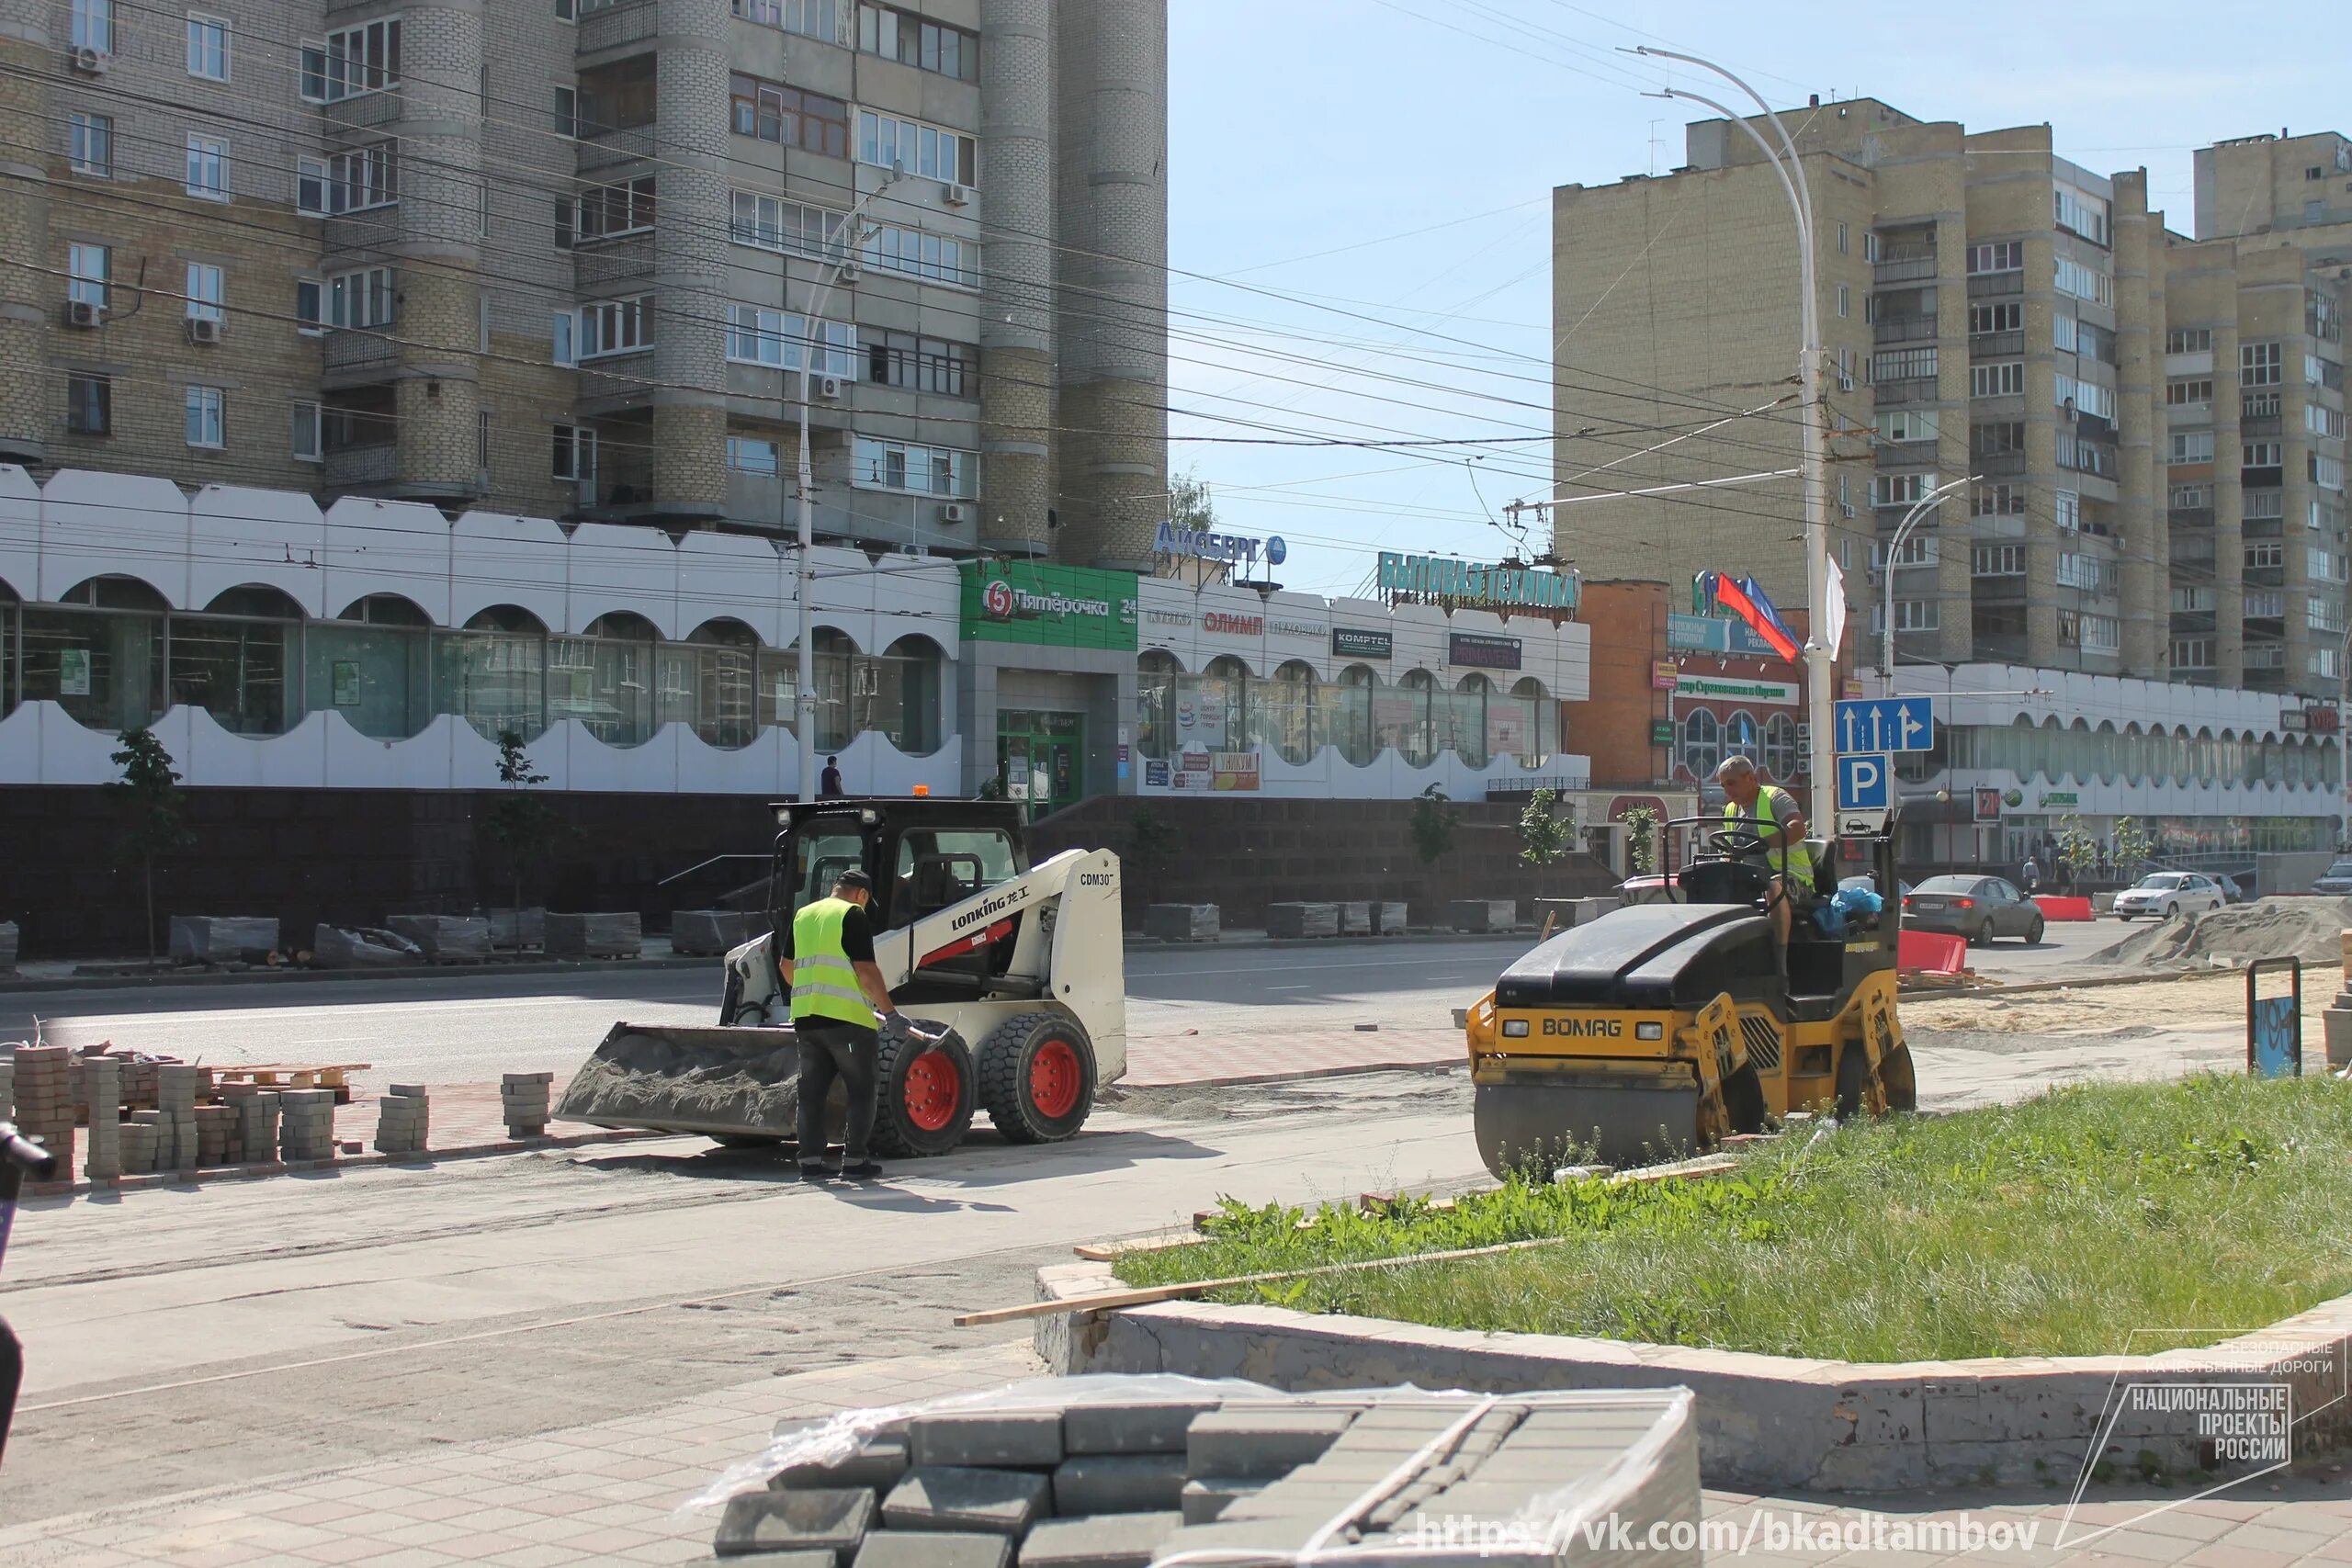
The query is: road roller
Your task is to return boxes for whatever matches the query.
[1464,816,1915,1174]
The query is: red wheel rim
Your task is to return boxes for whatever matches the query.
[1028,1039,1082,1119]
[903,1049,960,1132]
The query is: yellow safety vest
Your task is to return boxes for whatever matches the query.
[1726,791,1813,884]
[789,897,876,1029]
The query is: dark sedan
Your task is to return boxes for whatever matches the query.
[1902,874,2044,945]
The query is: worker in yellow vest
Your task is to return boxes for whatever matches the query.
[778,868,904,1180]
[1716,754,1812,951]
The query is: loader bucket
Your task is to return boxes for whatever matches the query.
[558,1022,829,1140]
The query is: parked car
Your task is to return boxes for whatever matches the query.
[2313,859,2352,897]
[2111,871,2227,921]
[1902,874,2044,945]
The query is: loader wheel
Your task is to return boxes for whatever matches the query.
[870,1029,975,1158]
[978,1012,1097,1144]
[1878,1043,1918,1113]
[1834,1042,1882,1122]
[1723,1063,1769,1135]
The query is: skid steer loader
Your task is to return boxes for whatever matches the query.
[557,798,1125,1157]
[1464,814,1914,1174]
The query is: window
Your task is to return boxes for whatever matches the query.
[291,399,322,461]
[2243,341,2283,386]
[330,142,397,211]
[551,310,574,366]
[2311,597,2347,635]
[551,423,596,481]
[862,223,978,288]
[326,266,393,329]
[2314,648,2344,681]
[2312,499,2346,534]
[2245,441,2283,468]
[733,0,838,42]
[2165,378,2213,406]
[580,295,653,357]
[2055,552,2115,593]
[576,54,654,134]
[1972,482,2025,516]
[2053,490,2080,533]
[856,109,977,185]
[1871,472,1937,507]
[2053,186,2109,246]
[1973,420,2025,456]
[866,331,974,397]
[1971,361,2024,398]
[2247,489,2285,520]
[1873,535,1936,569]
[554,85,577,137]
[1836,283,1849,319]
[2166,327,2212,355]
[65,372,109,434]
[187,13,229,78]
[1836,347,1853,389]
[185,385,224,448]
[1969,301,2021,335]
[1837,221,1849,254]
[71,0,111,52]
[723,305,854,377]
[729,73,850,158]
[1890,599,1939,631]
[858,4,978,78]
[850,435,973,497]
[2079,614,2120,652]
[1681,708,1720,780]
[2053,375,2114,421]
[726,435,778,476]
[1868,347,1937,382]
[2308,405,2346,440]
[729,192,847,259]
[184,262,222,323]
[1966,241,2023,274]
[296,155,328,214]
[67,243,107,310]
[2310,355,2346,390]
[2172,637,2214,669]
[2053,255,2111,304]
[1875,409,1939,444]
[2310,546,2348,583]
[185,134,228,200]
[2314,454,2347,493]
[317,17,401,101]
[68,112,111,175]
[2246,540,2285,570]
[557,0,574,17]
[574,175,655,241]
[2171,484,2211,510]
[1863,231,1881,263]
[295,277,322,333]
[2169,430,2215,464]
[1972,543,2025,577]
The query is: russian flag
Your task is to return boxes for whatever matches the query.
[1709,574,1802,663]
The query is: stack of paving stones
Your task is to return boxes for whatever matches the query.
[119,1112,160,1176]
[11,1046,75,1175]
[374,1085,430,1155]
[156,1065,201,1172]
[232,1090,281,1168]
[0,1056,15,1122]
[501,1072,554,1139]
[714,1391,1698,1567]
[82,1057,122,1181]
[278,1089,338,1162]
[193,1104,237,1167]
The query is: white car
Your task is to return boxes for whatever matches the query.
[2112,872,2227,921]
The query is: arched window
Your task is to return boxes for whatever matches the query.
[1136,649,1182,761]
[1204,655,1250,753]
[1761,714,1799,781]
[546,611,658,747]
[1720,709,1760,768]
[22,574,167,732]
[1682,708,1722,781]
[1451,673,1493,767]
[1263,660,1321,765]
[1395,669,1436,765]
[1511,676,1554,767]
[311,593,434,741]
[162,585,304,739]
[666,618,759,751]
[2095,720,2119,785]
[875,635,944,755]
[436,604,548,741]
[1334,664,1377,766]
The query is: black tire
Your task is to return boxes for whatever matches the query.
[978,1011,1098,1144]
[1723,1062,1769,1135]
[1834,1042,1873,1121]
[869,1028,975,1158]
[2025,916,2045,944]
[1967,920,1990,948]
[1878,1043,1918,1113]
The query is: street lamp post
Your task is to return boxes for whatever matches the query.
[1879,475,1976,696]
[793,172,901,802]
[2338,626,2350,850]
[1634,48,1836,828]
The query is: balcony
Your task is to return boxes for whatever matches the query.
[1970,330,2026,357]
[322,328,394,382]
[1874,437,1939,465]
[2242,413,2283,439]
[322,443,398,489]
[2244,465,2286,489]
[1973,450,2027,478]
[1872,315,1939,345]
[579,0,657,51]
[1972,633,2030,662]
[1873,377,1939,405]
[2169,505,2215,529]
[1966,271,2026,298]
[1873,247,1937,285]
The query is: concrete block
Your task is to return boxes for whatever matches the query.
[385,914,492,962]
[720,1554,836,1568]
[1336,902,1373,936]
[772,1436,911,1495]
[168,915,279,963]
[0,920,16,976]
[882,1468,1052,1537]
[546,911,642,960]
[488,907,547,950]
[1148,1517,1329,1564]
[1444,900,1516,933]
[1571,897,1614,928]
[1186,1410,1356,1480]
[1018,1514,1184,1568]
[2326,1006,2352,1069]
[855,1532,1011,1568]
[1264,903,1339,940]
[1178,1479,1259,1527]
[1142,905,1219,942]
[715,1488,875,1560]
[1050,1454,1187,1516]
[675,909,758,956]
[1062,1402,1220,1458]
[910,1413,1064,1469]
[1371,901,1408,936]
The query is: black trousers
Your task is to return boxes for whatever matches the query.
[795,1021,878,1163]
[0,1313,19,1467]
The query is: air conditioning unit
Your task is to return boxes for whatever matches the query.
[1840,502,1857,518]
[943,182,970,207]
[186,317,222,344]
[67,45,107,74]
[838,262,863,283]
[64,299,102,328]
[938,502,970,525]
[815,374,843,400]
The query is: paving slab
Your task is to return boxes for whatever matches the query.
[714,1489,875,1561]
[1050,1455,1188,1516]
[911,1414,1065,1470]
[772,1438,912,1495]
[1018,1513,1186,1568]
[1179,1478,1261,1527]
[1060,1403,1220,1458]
[882,1469,1054,1538]
[1185,1409,1357,1480]
[854,1530,1014,1568]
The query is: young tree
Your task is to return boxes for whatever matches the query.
[1616,806,1661,876]
[1168,468,1216,532]
[2112,816,2156,876]
[483,730,568,940]
[1125,805,1182,872]
[107,728,194,968]
[1516,788,1577,868]
[1408,784,1458,866]
[2054,814,2101,886]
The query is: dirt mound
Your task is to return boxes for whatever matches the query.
[2085,897,2352,971]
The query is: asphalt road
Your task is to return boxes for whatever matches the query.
[2,937,1527,1083]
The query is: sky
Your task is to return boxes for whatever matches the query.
[1161,0,2348,602]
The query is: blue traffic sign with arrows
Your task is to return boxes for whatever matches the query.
[1835,696,1934,753]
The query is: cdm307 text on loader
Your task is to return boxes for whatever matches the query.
[558,798,1125,1156]
[1464,815,1916,1174]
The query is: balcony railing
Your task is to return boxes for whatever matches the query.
[2169,506,2215,528]
[1873,377,1939,405]
[1872,315,1939,345]
[322,443,398,488]
[1873,255,1938,284]
[1966,272,2025,298]
[1970,330,2026,357]
[1973,450,2027,477]
[2242,413,2283,438]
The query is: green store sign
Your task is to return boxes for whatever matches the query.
[959,562,1139,650]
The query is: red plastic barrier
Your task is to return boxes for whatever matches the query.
[2032,896,2096,921]
[1897,930,1968,975]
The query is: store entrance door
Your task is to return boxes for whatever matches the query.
[997,710,1087,817]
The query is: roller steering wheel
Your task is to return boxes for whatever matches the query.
[1706,827,1771,858]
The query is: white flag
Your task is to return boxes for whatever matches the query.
[1823,557,1849,661]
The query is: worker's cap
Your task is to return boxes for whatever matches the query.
[832,869,875,891]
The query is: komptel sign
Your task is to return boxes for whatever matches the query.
[1156,520,1286,572]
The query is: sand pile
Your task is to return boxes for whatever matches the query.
[2085,897,2352,971]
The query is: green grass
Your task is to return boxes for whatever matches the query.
[1113,1076,2352,1362]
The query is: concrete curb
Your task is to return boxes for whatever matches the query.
[1902,958,2348,1003]
[1032,1258,2352,1493]
[0,954,720,997]
[24,1125,664,1200]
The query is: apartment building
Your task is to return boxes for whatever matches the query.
[1551,103,2352,702]
[0,0,1167,566]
